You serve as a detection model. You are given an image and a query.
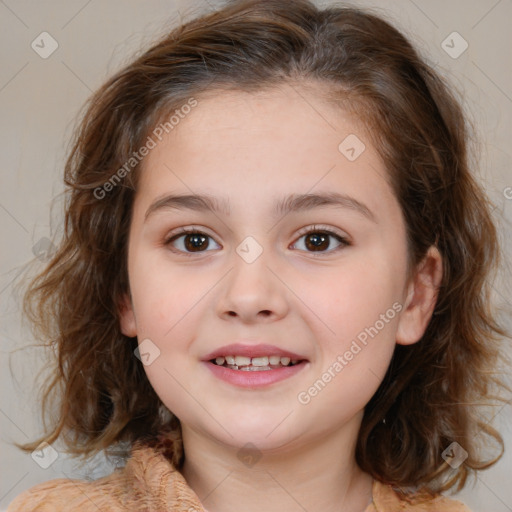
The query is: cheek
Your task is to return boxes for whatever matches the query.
[128,249,207,338]
[127,253,204,416]
[302,252,405,343]
[297,258,401,415]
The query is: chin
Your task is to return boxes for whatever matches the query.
[201,412,306,453]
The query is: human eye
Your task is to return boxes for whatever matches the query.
[164,227,221,256]
[291,225,350,254]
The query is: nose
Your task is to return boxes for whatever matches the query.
[215,250,289,324]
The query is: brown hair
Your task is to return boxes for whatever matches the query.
[15,0,510,496]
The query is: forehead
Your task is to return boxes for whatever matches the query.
[136,84,395,219]
[164,83,367,150]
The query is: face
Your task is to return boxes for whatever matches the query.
[120,83,441,454]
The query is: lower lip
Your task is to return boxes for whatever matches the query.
[203,361,308,388]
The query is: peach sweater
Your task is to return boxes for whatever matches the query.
[8,443,471,512]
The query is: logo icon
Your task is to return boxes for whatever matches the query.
[237,442,262,468]
[338,134,366,161]
[31,32,59,59]
[441,441,468,468]
[236,236,263,264]
[32,237,56,261]
[134,338,161,366]
[441,32,468,59]
[31,442,59,469]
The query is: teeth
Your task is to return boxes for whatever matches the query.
[212,355,301,369]
[251,356,269,367]
[234,355,251,366]
[240,366,273,371]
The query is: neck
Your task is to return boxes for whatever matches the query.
[180,415,373,512]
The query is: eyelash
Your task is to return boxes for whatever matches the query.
[293,225,350,254]
[164,225,350,257]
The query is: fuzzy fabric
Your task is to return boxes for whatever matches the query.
[7,436,471,512]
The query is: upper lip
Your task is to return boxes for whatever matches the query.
[202,343,308,361]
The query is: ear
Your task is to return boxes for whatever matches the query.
[396,245,443,345]
[119,293,137,337]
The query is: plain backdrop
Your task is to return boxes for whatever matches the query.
[1,0,511,511]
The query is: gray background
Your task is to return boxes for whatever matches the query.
[1,0,511,510]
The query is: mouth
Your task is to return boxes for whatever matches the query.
[202,343,309,387]
[210,355,304,371]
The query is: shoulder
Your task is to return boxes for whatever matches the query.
[7,442,203,512]
[371,480,472,512]
[7,469,128,512]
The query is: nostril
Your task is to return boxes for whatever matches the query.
[225,310,272,317]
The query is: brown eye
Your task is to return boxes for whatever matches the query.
[183,233,209,251]
[304,232,330,251]
[292,228,349,253]
[165,230,221,254]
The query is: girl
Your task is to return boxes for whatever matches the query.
[7,0,509,510]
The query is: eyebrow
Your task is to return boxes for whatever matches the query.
[145,194,231,220]
[144,192,377,223]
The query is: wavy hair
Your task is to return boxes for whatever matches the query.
[16,0,510,496]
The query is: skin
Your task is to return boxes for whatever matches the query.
[119,82,443,512]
